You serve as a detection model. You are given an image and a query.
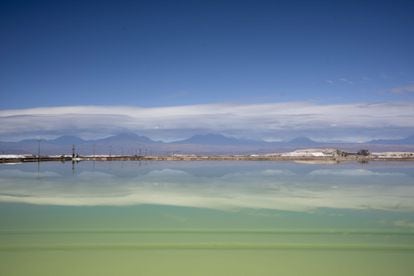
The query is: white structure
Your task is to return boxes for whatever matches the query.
[0,154,32,159]
[281,148,338,157]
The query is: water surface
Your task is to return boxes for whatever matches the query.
[1,161,413,275]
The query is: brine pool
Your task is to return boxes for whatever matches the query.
[1,161,413,275]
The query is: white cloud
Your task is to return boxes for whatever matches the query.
[0,102,413,141]
[339,78,353,84]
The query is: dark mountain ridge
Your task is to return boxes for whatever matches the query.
[1,133,414,155]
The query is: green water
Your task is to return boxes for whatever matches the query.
[1,161,414,275]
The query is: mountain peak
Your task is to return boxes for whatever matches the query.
[369,135,414,145]
[100,133,156,143]
[177,133,237,145]
[50,135,85,145]
[288,136,317,145]
[174,133,260,145]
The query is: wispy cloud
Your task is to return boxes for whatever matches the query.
[390,84,414,94]
[0,102,413,141]
[325,78,354,85]
[339,78,353,84]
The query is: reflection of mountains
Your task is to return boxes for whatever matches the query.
[7,160,414,178]
[0,163,413,212]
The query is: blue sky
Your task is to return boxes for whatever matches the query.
[0,0,413,141]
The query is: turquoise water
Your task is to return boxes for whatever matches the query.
[1,161,414,275]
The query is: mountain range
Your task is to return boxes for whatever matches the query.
[1,133,414,155]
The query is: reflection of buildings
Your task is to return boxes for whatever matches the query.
[373,152,414,158]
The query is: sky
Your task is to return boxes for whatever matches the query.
[0,0,414,142]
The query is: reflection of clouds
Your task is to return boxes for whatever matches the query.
[260,169,295,176]
[77,171,116,184]
[220,169,295,179]
[146,169,189,177]
[78,171,115,179]
[0,169,61,179]
[309,169,405,177]
[0,166,413,212]
[394,220,414,229]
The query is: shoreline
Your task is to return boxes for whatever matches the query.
[2,154,414,164]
